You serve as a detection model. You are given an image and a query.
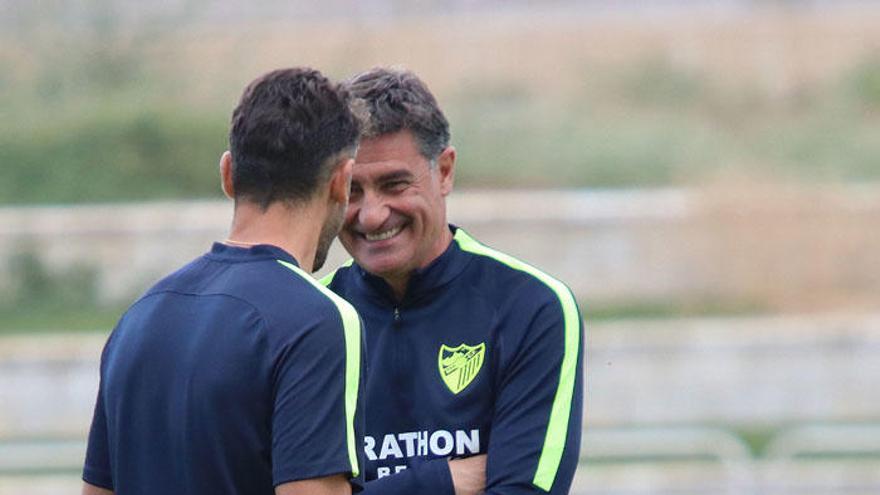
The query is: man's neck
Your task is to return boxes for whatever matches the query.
[226,199,325,272]
[383,225,454,301]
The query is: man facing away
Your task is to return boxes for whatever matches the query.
[323,68,585,494]
[82,67,364,495]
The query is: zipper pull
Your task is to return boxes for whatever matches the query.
[393,308,401,323]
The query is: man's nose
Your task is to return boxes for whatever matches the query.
[357,191,389,231]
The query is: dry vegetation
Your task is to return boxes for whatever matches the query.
[117,8,880,104]
[2,7,880,201]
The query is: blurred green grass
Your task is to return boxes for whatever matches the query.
[2,27,880,204]
[0,250,125,334]
[0,110,228,203]
[0,306,125,334]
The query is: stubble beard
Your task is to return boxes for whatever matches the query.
[313,202,345,273]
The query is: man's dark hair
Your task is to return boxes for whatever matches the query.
[345,67,450,161]
[229,67,361,208]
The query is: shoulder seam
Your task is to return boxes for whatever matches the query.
[135,288,268,323]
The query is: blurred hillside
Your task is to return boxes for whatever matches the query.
[2,2,880,203]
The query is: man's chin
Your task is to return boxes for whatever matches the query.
[355,254,408,279]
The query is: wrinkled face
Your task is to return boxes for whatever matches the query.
[339,131,454,281]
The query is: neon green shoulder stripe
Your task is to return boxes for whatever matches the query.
[320,258,354,287]
[453,228,580,492]
[276,259,361,478]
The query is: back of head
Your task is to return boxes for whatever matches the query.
[345,67,450,161]
[229,67,361,209]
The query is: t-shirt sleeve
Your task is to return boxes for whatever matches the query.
[271,305,363,488]
[83,383,113,489]
[82,337,115,490]
[484,288,584,494]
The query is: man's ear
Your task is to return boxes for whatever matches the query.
[219,151,235,200]
[436,146,456,196]
[328,157,354,206]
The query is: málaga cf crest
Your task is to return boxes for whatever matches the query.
[438,343,486,394]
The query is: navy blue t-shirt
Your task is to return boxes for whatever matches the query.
[83,243,363,494]
[324,227,584,494]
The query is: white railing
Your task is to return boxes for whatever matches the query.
[581,426,756,495]
[761,424,880,495]
[2,425,880,495]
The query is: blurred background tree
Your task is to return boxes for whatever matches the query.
[1,0,879,204]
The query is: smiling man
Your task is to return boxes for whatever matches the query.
[323,68,584,495]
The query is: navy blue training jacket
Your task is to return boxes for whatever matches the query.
[325,226,584,494]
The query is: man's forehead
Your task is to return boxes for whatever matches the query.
[351,154,430,184]
[352,163,415,182]
[351,159,412,179]
[355,131,423,164]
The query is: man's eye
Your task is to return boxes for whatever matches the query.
[385,181,408,192]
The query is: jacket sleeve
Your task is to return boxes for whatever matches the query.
[484,287,584,494]
[359,457,454,495]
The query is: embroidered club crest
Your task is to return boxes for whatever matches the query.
[438,343,486,394]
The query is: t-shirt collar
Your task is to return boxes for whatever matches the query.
[207,242,300,267]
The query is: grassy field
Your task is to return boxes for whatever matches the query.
[1,8,880,204]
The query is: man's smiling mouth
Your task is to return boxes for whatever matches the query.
[364,225,404,242]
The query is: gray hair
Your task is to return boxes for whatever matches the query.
[344,67,450,162]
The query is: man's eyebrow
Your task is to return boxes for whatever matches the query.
[376,170,414,183]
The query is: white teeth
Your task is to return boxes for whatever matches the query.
[365,226,402,242]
